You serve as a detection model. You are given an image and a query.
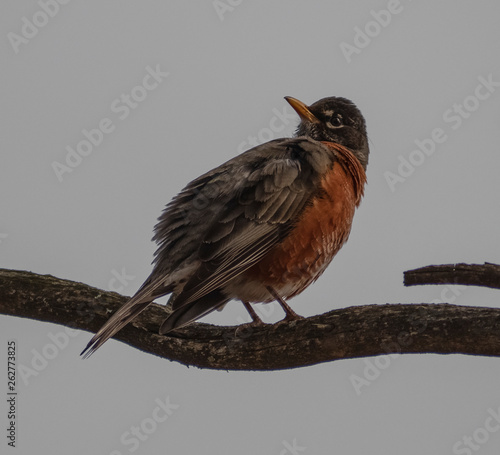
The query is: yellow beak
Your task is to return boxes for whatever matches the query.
[285,96,320,123]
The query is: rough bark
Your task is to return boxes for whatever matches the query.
[1,265,499,371]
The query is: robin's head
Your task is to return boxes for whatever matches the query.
[286,96,369,169]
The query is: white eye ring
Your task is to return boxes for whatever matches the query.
[327,116,343,128]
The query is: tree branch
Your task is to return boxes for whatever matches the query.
[1,266,500,371]
[404,262,500,289]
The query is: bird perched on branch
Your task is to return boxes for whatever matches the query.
[82,95,369,357]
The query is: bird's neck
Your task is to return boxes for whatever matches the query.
[321,141,367,205]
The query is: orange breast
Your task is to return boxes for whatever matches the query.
[244,142,366,299]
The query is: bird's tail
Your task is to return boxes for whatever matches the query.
[81,293,156,358]
[81,282,230,356]
[159,289,229,334]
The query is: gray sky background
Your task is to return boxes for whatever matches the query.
[2,1,500,454]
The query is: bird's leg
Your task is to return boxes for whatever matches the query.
[265,286,303,321]
[241,301,266,326]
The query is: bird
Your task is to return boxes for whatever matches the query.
[81,95,369,357]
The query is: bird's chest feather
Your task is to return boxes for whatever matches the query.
[246,160,363,298]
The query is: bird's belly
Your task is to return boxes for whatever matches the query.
[232,165,359,302]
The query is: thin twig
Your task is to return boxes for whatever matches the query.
[404,262,500,289]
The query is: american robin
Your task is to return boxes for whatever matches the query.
[81,96,369,357]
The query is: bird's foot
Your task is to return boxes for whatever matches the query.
[265,286,303,322]
[281,311,304,322]
[241,300,266,325]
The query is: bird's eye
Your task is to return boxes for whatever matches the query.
[328,115,343,128]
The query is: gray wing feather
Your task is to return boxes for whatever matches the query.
[162,138,334,317]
